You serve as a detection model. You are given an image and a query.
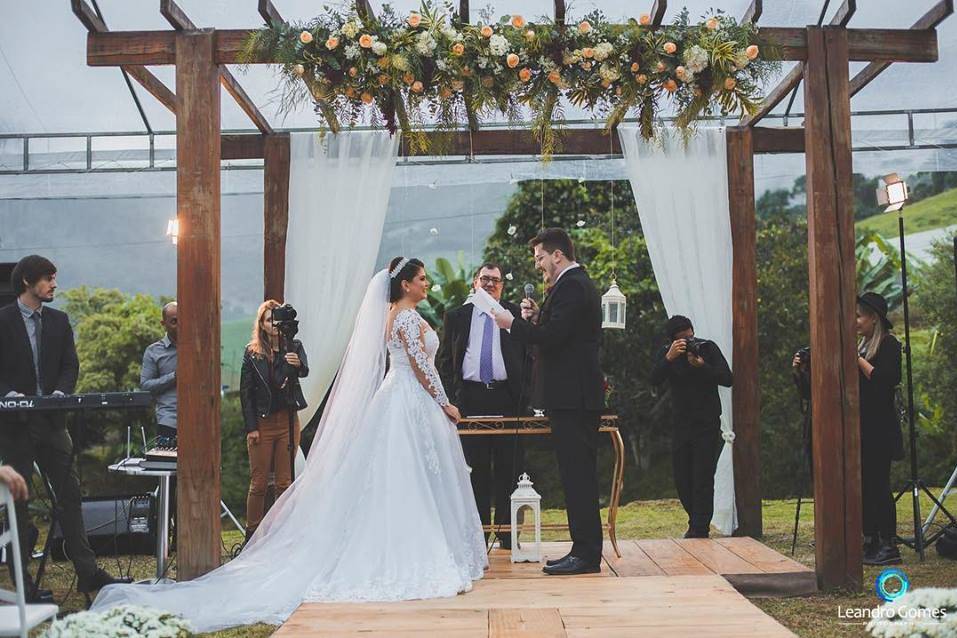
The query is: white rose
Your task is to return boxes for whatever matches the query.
[598,63,620,82]
[341,21,358,38]
[345,43,360,59]
[684,45,709,74]
[593,42,614,62]
[372,41,387,55]
[489,34,509,56]
[415,31,437,56]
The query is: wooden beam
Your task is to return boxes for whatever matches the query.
[160,0,273,134]
[554,0,566,26]
[804,25,862,592]
[221,134,265,159]
[651,0,668,27]
[849,0,953,97]
[356,0,376,21]
[726,126,762,539]
[258,0,283,26]
[71,0,106,32]
[751,126,804,153]
[741,0,762,24]
[458,0,469,23]
[175,28,222,580]
[831,0,857,27]
[263,134,291,302]
[740,63,803,127]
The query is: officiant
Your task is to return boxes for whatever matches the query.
[438,262,528,549]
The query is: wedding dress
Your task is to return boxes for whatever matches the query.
[91,270,488,632]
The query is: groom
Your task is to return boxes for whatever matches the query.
[494,228,605,575]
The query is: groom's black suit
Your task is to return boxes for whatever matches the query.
[508,266,604,565]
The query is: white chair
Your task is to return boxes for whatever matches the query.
[0,483,58,637]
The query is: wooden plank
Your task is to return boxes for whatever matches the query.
[675,538,762,574]
[752,126,804,154]
[554,0,566,26]
[356,0,376,21]
[274,608,488,635]
[831,0,856,27]
[602,540,665,577]
[803,26,862,592]
[490,609,566,637]
[123,64,177,112]
[849,0,953,97]
[263,134,290,303]
[221,133,265,160]
[726,127,761,539]
[715,537,813,573]
[258,0,283,26]
[740,63,803,127]
[650,0,668,26]
[88,30,177,65]
[635,539,712,576]
[71,0,106,32]
[741,0,762,24]
[175,29,222,580]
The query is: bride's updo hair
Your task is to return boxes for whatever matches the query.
[388,256,425,302]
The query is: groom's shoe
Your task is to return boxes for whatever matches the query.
[543,555,601,576]
[545,552,572,567]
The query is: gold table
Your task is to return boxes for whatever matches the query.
[457,414,625,558]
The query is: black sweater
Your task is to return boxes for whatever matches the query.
[859,335,902,445]
[650,340,733,427]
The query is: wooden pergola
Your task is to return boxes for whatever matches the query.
[72,0,952,590]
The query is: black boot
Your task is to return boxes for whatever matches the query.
[863,534,879,561]
[77,567,133,593]
[863,535,902,566]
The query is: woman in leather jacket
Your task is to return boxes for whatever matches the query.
[240,300,309,540]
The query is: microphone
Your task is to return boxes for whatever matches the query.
[523,283,535,300]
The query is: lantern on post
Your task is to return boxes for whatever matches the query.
[166,218,180,245]
[510,472,542,563]
[602,279,627,329]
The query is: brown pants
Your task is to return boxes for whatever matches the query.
[246,411,300,532]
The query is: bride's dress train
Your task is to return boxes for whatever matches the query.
[91,271,487,633]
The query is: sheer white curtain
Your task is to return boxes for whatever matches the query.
[618,126,737,535]
[285,130,400,432]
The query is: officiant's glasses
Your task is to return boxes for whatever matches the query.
[479,276,502,286]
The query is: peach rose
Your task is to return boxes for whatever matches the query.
[511,15,526,29]
[452,80,465,91]
[325,36,339,50]
[344,86,356,98]
[601,80,611,88]
[578,20,592,34]
[359,34,373,48]
[407,13,422,28]
[518,67,532,82]
[581,61,592,71]
[361,92,374,104]
[746,44,759,60]
[480,25,493,38]
[656,61,666,72]
[452,42,465,56]
[724,77,737,90]
[403,72,415,85]
[630,62,640,73]
[348,66,358,77]
[377,56,391,68]
[582,47,594,59]
[378,74,390,85]
[675,65,686,78]
[411,81,424,93]
[663,79,677,92]
[548,69,562,84]
[439,86,453,99]
[636,73,648,85]
[292,63,305,76]
[506,53,520,68]
[663,41,677,54]
[462,66,473,77]
[706,17,719,30]
[481,75,495,88]
[299,30,313,44]
[639,14,651,26]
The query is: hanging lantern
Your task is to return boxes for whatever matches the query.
[510,473,542,563]
[166,218,179,245]
[601,279,627,329]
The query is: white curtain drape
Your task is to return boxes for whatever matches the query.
[618,126,737,535]
[285,130,400,434]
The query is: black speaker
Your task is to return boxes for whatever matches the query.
[0,262,14,307]
[50,494,157,559]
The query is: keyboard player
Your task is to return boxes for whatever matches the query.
[0,255,128,600]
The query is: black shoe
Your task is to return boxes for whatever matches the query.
[864,543,902,566]
[863,535,879,561]
[78,568,132,593]
[684,526,709,539]
[543,555,601,576]
[545,552,572,567]
[25,585,54,604]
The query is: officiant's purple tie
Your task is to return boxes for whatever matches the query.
[480,313,494,384]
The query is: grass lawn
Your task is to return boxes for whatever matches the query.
[856,187,957,237]
[5,490,956,637]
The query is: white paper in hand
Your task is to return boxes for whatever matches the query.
[469,286,507,318]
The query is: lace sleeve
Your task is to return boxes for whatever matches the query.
[395,310,450,407]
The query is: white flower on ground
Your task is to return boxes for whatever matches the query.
[489,34,509,56]
[684,45,709,73]
[371,41,387,55]
[344,43,361,59]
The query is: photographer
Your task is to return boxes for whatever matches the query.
[855,292,903,566]
[651,315,733,539]
[240,300,309,541]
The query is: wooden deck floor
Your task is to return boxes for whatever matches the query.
[274,538,811,637]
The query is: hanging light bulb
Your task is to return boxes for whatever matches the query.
[601,278,627,330]
[166,218,179,245]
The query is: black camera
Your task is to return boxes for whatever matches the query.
[684,337,706,356]
[796,346,810,365]
[272,303,299,338]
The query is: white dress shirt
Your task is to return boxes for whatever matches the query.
[462,305,508,382]
[553,262,580,285]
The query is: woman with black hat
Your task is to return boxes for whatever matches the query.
[857,291,903,565]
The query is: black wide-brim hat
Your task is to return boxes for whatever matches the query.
[858,292,893,330]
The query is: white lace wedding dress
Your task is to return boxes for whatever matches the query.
[92,271,487,632]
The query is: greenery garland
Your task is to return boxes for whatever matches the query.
[241,2,781,155]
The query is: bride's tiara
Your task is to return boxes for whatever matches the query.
[389,257,410,279]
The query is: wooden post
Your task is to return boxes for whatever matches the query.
[726,127,762,538]
[263,133,291,302]
[804,26,863,591]
[175,29,222,580]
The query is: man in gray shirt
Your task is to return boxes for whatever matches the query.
[141,301,177,438]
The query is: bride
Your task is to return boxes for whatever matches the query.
[92,257,488,632]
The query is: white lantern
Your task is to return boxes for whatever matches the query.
[510,472,542,563]
[166,218,180,245]
[601,279,627,329]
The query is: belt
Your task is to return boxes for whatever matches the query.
[464,379,508,391]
